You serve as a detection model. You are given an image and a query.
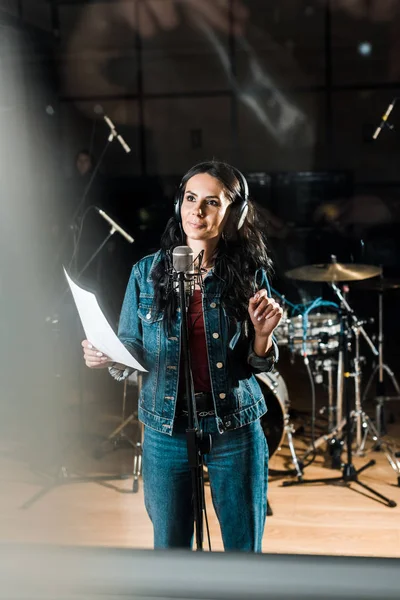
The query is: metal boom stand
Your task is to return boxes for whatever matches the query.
[174,265,211,551]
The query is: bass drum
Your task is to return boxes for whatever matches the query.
[256,371,289,458]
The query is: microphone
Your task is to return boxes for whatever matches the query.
[103,115,131,153]
[372,99,396,140]
[172,246,195,297]
[95,208,134,244]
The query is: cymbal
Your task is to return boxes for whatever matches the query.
[351,278,400,292]
[285,263,382,282]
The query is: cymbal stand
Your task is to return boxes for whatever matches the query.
[326,359,335,432]
[331,283,378,455]
[352,325,364,452]
[336,288,400,481]
[361,286,400,436]
[336,344,344,430]
[283,289,397,508]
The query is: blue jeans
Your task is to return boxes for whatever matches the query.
[142,416,269,551]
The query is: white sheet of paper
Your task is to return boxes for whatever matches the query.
[64,268,146,372]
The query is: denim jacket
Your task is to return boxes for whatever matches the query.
[116,251,278,436]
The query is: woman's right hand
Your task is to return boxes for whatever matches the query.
[82,340,111,369]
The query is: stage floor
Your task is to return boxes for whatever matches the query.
[1,414,399,557]
[1,349,400,556]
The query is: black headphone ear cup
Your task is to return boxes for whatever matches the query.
[174,185,184,224]
[174,197,181,224]
[232,167,249,231]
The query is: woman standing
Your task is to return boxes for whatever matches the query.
[82,160,282,551]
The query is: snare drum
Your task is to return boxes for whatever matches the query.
[288,312,341,356]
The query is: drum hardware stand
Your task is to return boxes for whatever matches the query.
[341,293,400,482]
[269,411,304,481]
[361,285,400,437]
[336,342,344,429]
[94,379,137,458]
[312,357,345,468]
[282,288,397,507]
[303,286,400,481]
[132,375,143,493]
[352,411,400,485]
[283,412,304,480]
[265,370,304,481]
[132,423,143,493]
[93,375,144,493]
[314,357,337,432]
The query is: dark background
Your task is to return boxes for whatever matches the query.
[1,1,400,480]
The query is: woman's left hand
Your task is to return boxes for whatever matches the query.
[248,290,283,338]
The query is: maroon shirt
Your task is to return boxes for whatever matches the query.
[179,289,212,393]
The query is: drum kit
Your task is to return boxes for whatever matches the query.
[262,255,400,501]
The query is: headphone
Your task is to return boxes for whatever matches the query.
[174,164,249,231]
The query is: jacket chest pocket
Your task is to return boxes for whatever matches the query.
[138,303,164,354]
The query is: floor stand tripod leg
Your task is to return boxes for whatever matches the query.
[382,364,400,395]
[282,474,343,487]
[302,416,347,461]
[286,426,303,479]
[94,414,137,459]
[355,459,376,476]
[132,444,142,493]
[132,423,143,493]
[352,479,397,507]
[105,414,135,442]
[360,414,400,476]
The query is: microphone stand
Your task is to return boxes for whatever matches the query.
[25,124,132,510]
[175,271,211,551]
[21,225,133,509]
[51,137,112,280]
[52,113,130,281]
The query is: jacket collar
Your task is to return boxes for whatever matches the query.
[147,250,163,282]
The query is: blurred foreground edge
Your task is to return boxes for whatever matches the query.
[0,544,397,600]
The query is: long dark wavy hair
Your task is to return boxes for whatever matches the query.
[152,160,273,328]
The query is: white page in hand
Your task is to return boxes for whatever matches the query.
[64,268,146,372]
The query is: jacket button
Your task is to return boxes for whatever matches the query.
[210,302,217,308]
[212,332,220,339]
[225,420,232,428]
[216,362,223,369]
[219,393,226,399]
[146,313,151,320]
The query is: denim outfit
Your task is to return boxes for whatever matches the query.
[115,250,278,551]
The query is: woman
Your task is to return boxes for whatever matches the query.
[82,160,283,551]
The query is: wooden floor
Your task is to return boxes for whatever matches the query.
[1,411,399,557]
